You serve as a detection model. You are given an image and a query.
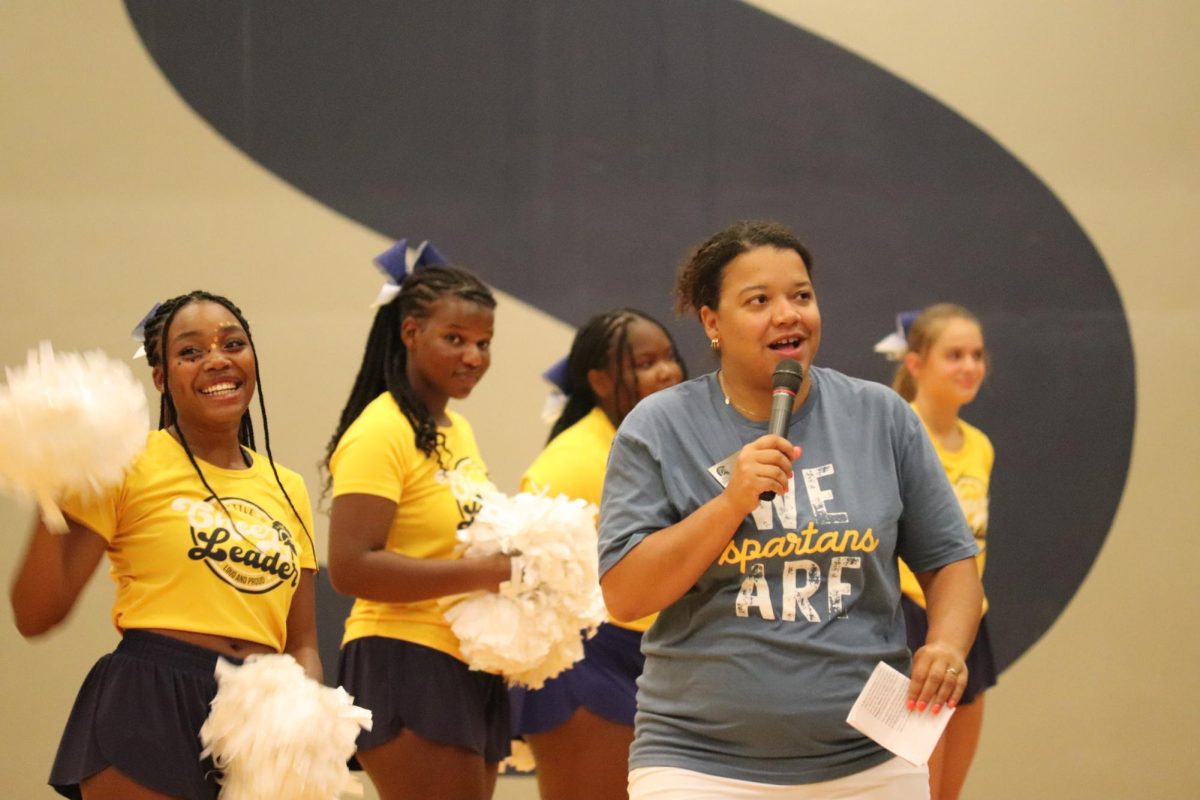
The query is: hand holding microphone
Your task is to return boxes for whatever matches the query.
[721,360,805,515]
[761,359,804,502]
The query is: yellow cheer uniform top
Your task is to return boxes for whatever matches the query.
[899,411,993,614]
[330,392,491,662]
[57,429,317,652]
[522,406,657,633]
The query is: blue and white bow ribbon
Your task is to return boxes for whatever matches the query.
[371,239,448,308]
[130,302,161,359]
[540,355,571,425]
[873,309,920,361]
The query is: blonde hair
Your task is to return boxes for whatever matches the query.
[892,303,983,401]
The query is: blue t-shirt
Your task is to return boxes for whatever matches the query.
[598,367,977,784]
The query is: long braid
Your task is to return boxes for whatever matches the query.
[548,308,688,443]
[144,290,313,557]
[250,340,315,558]
[323,266,497,497]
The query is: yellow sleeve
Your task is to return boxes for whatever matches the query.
[330,398,412,502]
[520,419,607,506]
[57,484,123,543]
[522,443,594,502]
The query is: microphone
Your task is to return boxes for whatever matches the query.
[761,359,804,502]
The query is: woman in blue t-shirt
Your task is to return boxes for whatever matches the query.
[598,221,984,799]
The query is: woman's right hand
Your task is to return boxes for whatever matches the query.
[722,435,802,516]
[329,493,519,602]
[479,552,515,593]
[10,515,107,638]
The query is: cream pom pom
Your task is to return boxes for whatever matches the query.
[443,489,608,689]
[501,739,536,773]
[199,653,373,800]
[0,342,149,531]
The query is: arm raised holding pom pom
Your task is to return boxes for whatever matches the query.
[10,292,344,800]
[10,515,107,637]
[1,342,148,635]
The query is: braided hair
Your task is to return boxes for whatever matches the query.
[548,308,686,443]
[143,290,313,555]
[323,266,497,494]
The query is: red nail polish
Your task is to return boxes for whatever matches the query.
[906,699,915,711]
[931,704,941,714]
[917,701,926,712]
[947,700,957,709]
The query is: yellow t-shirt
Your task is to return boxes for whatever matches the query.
[899,413,993,613]
[330,393,491,661]
[58,429,317,651]
[522,406,657,633]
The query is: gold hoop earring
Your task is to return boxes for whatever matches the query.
[710,337,720,352]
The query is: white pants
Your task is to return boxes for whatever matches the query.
[629,757,929,800]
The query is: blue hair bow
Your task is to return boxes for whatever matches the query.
[130,302,161,359]
[539,355,572,425]
[542,355,571,395]
[371,239,449,307]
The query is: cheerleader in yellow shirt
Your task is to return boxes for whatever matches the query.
[512,309,684,800]
[324,253,513,800]
[893,303,997,800]
[10,291,320,800]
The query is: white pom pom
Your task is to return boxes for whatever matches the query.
[0,342,149,531]
[444,488,608,689]
[500,739,536,773]
[200,654,373,800]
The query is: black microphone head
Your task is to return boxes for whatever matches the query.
[772,359,804,393]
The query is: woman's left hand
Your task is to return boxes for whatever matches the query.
[909,557,982,714]
[907,640,967,714]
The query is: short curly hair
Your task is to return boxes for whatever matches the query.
[674,220,814,316]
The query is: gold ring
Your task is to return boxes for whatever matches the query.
[946,667,960,676]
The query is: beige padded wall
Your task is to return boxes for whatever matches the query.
[2,3,1197,798]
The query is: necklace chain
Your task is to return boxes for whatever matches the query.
[717,371,768,420]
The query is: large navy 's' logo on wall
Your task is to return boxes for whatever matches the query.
[124,0,1134,673]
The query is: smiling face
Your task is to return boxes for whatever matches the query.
[402,294,495,411]
[153,300,256,431]
[699,245,821,395]
[591,316,684,424]
[906,316,987,410]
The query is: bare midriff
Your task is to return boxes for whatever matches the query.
[141,627,277,659]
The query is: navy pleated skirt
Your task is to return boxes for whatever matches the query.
[49,630,241,800]
[509,622,644,736]
[338,636,510,764]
